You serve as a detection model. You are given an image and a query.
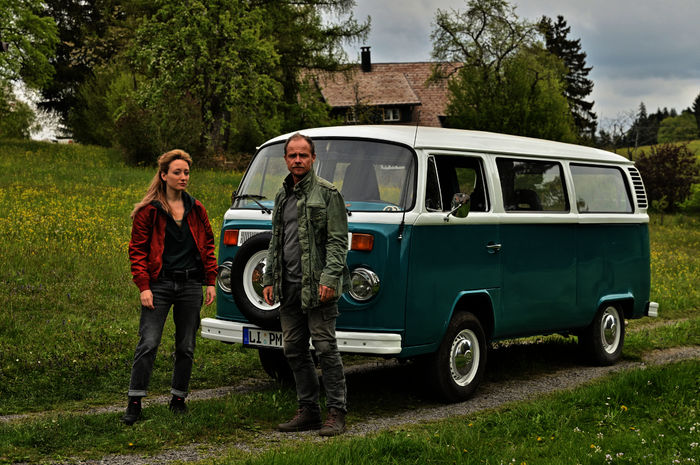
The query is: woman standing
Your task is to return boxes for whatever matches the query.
[123,149,217,425]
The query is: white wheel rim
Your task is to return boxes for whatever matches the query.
[450,329,480,386]
[242,250,279,311]
[600,306,622,354]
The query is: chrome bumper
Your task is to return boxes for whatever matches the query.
[200,317,403,355]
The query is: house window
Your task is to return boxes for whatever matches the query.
[346,109,357,123]
[383,108,400,122]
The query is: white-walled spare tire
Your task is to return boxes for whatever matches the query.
[230,232,281,330]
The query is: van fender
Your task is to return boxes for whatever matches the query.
[595,293,635,321]
[443,290,497,341]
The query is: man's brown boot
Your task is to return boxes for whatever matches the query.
[278,407,322,432]
[319,407,346,436]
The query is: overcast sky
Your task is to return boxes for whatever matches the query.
[344,0,700,129]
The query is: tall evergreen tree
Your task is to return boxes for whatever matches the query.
[693,92,700,137]
[539,15,597,140]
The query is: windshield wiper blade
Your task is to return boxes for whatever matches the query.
[233,194,271,214]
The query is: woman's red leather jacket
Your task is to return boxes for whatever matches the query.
[129,197,217,292]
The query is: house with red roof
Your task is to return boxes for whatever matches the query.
[307,47,459,127]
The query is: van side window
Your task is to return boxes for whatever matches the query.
[571,164,633,213]
[426,155,488,212]
[496,158,569,212]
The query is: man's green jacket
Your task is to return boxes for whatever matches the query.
[263,169,351,309]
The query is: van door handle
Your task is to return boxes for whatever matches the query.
[486,242,502,253]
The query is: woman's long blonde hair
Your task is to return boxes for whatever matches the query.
[131,149,193,219]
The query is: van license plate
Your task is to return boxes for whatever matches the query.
[243,327,284,348]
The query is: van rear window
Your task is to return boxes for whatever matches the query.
[496,158,569,212]
[571,164,633,213]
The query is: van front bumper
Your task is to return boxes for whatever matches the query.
[200,317,403,355]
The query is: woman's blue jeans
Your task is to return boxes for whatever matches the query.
[127,278,203,398]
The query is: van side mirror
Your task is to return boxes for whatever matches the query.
[446,193,470,220]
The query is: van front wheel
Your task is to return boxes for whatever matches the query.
[579,304,625,365]
[427,312,487,402]
[258,348,294,385]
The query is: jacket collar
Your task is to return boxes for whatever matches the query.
[283,169,316,196]
[151,191,195,216]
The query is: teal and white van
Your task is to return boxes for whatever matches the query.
[201,125,658,402]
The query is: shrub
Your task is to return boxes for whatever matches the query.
[679,183,700,213]
[0,84,37,139]
[635,143,700,212]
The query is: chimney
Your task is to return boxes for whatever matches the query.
[361,46,372,72]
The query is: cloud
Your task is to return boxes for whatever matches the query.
[348,0,700,119]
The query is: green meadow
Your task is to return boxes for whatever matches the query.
[0,140,698,464]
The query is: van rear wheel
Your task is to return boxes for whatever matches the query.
[579,304,625,365]
[426,312,487,402]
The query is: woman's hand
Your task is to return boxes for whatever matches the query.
[204,285,216,305]
[140,289,154,309]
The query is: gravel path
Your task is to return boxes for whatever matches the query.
[13,345,698,465]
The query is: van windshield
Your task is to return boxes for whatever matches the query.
[233,139,416,212]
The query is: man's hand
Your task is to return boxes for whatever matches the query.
[319,284,335,303]
[263,285,274,305]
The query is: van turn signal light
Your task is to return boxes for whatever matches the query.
[351,233,374,251]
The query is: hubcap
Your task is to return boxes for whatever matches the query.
[450,329,479,386]
[600,306,621,353]
[242,251,278,311]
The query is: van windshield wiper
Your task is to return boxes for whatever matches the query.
[232,193,271,214]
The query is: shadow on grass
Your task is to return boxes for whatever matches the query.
[337,336,587,417]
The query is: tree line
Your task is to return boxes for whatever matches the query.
[0,0,699,167]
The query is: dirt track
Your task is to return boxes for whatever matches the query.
[13,345,697,465]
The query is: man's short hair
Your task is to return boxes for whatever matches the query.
[284,133,315,156]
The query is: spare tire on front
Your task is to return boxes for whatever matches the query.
[230,232,281,330]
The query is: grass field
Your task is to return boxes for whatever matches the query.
[0,140,698,464]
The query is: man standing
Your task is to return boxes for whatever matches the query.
[262,133,350,436]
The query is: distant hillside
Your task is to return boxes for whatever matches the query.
[615,140,700,159]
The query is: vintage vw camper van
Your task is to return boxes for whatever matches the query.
[201,125,658,402]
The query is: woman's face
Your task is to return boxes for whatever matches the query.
[161,159,190,193]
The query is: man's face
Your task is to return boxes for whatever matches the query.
[284,137,316,180]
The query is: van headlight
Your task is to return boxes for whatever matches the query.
[349,267,380,301]
[217,260,232,293]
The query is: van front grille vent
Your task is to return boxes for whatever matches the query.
[628,167,648,209]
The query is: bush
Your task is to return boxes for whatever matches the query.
[0,84,37,139]
[679,183,700,213]
[635,143,700,212]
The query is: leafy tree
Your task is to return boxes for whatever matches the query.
[657,112,698,143]
[431,0,576,142]
[0,0,59,88]
[132,0,281,154]
[635,143,700,212]
[539,15,596,141]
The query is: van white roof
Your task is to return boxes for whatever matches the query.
[265,125,631,165]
